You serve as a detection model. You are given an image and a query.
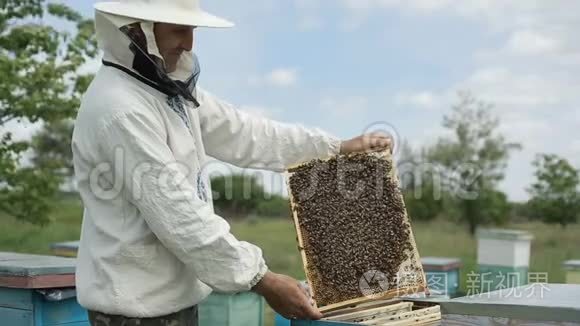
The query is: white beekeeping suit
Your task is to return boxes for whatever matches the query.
[72,0,340,318]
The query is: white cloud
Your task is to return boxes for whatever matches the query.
[297,16,325,30]
[498,113,550,151]
[477,27,580,67]
[248,67,299,87]
[505,30,562,56]
[294,0,325,30]
[337,0,580,39]
[320,95,368,117]
[566,141,580,166]
[395,63,579,201]
[394,91,440,110]
[574,109,580,123]
[267,68,298,86]
[454,67,580,111]
[394,66,580,114]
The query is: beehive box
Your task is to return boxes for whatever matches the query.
[50,241,80,257]
[198,291,264,326]
[0,252,89,326]
[563,260,580,284]
[286,151,440,325]
[421,257,462,297]
[476,229,533,290]
[441,283,580,325]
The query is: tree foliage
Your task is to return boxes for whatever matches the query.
[30,119,74,186]
[527,154,580,227]
[398,141,444,221]
[427,92,520,234]
[0,0,96,224]
[211,174,266,217]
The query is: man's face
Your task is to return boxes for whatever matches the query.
[154,23,195,73]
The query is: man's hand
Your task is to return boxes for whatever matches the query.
[252,271,322,320]
[340,132,392,154]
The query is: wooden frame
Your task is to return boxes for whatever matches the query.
[285,151,430,314]
[324,302,413,322]
[359,306,440,325]
[318,301,441,326]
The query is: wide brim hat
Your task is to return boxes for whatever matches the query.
[94,0,234,28]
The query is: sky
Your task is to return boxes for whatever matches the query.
[9,0,579,201]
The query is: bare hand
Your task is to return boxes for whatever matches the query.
[252,272,322,320]
[340,132,392,154]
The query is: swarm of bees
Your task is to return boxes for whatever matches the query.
[287,152,425,308]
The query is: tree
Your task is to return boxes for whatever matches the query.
[398,141,444,221]
[527,154,580,228]
[211,174,266,217]
[256,194,291,218]
[30,119,75,186]
[0,1,97,225]
[427,92,521,234]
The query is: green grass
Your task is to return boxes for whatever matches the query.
[230,218,580,325]
[231,218,580,288]
[1,198,579,326]
[0,195,84,254]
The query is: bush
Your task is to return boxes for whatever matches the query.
[211,174,265,217]
[403,182,443,221]
[256,195,291,218]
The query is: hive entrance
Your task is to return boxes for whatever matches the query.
[286,152,427,311]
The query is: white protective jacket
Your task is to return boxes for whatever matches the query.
[71,12,341,317]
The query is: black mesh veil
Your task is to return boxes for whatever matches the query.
[118,24,201,108]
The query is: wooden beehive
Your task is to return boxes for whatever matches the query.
[0,252,89,326]
[286,151,439,325]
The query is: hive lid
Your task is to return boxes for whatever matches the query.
[421,257,462,271]
[0,252,77,289]
[50,241,80,250]
[0,252,76,276]
[286,151,428,312]
[441,284,580,322]
[476,228,533,241]
[563,260,580,269]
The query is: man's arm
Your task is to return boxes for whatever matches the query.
[196,88,341,171]
[196,89,392,170]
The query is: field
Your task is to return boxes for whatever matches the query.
[1,196,578,325]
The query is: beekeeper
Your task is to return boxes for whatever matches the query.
[72,0,391,325]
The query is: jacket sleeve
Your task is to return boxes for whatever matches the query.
[196,88,342,172]
[96,110,268,293]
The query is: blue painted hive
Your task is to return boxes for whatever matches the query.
[0,252,89,326]
[421,257,462,297]
[50,241,80,258]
